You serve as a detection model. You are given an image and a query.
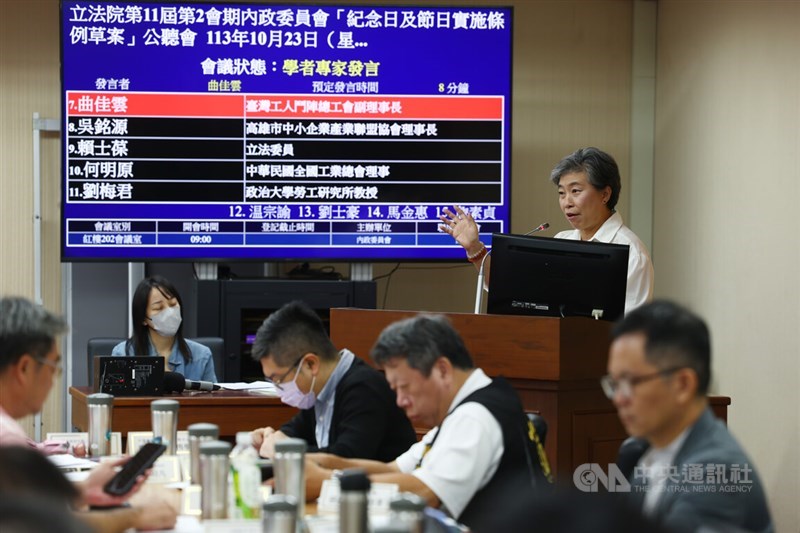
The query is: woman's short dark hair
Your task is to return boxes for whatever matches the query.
[250,300,337,366]
[127,276,191,363]
[549,147,622,211]
[370,314,474,376]
[611,300,712,395]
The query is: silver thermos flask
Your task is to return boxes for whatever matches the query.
[199,440,231,519]
[261,494,298,533]
[389,492,426,533]
[339,468,371,533]
[150,399,179,454]
[187,422,219,484]
[272,438,307,521]
[86,393,114,457]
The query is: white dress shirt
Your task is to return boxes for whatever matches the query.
[394,369,503,520]
[636,428,690,516]
[555,211,654,313]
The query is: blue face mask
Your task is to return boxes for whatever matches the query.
[275,356,316,410]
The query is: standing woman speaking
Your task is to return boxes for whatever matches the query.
[440,147,654,314]
[112,276,217,382]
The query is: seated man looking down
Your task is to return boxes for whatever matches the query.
[251,300,416,461]
[306,314,552,531]
[604,300,772,532]
[0,296,176,532]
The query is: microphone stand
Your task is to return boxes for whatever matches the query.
[474,250,492,314]
[473,222,550,315]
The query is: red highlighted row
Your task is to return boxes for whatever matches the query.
[65,92,503,120]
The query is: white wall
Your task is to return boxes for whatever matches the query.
[654,2,800,531]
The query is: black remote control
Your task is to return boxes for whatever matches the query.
[103,442,167,496]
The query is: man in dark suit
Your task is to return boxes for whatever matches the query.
[603,300,773,533]
[250,300,416,461]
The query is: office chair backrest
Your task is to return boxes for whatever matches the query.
[526,412,548,446]
[616,436,650,480]
[190,337,225,382]
[86,336,225,384]
[86,337,124,385]
[525,411,554,486]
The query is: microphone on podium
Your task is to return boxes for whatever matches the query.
[163,371,221,393]
[524,222,550,236]
[473,222,550,314]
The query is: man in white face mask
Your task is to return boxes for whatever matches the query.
[250,300,416,462]
[112,276,217,382]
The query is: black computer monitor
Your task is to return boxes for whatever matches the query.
[487,233,629,321]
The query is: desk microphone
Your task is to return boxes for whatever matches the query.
[163,371,221,393]
[474,222,550,314]
[524,222,550,235]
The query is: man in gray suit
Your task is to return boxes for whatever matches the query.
[603,300,772,533]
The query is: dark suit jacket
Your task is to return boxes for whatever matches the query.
[632,408,773,533]
[280,356,416,462]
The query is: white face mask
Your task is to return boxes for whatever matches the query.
[148,304,182,337]
[275,356,317,409]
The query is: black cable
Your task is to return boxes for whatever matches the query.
[372,263,401,282]
[375,263,401,309]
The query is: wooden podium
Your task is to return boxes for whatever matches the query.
[329,308,729,480]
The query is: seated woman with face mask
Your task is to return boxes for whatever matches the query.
[112,276,217,382]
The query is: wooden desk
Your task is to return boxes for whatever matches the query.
[329,308,731,479]
[69,386,297,439]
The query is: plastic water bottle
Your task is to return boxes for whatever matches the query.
[229,431,262,519]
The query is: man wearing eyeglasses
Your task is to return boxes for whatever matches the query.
[604,300,772,533]
[0,297,69,450]
[0,299,89,455]
[0,296,178,531]
[250,300,416,461]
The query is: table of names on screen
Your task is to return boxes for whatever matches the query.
[65,91,505,248]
